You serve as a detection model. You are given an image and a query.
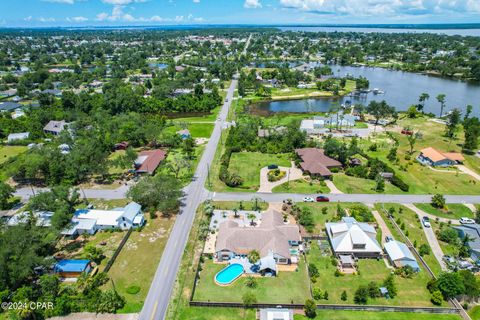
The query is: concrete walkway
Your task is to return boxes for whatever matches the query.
[403,203,458,224]
[366,203,391,244]
[257,162,303,193]
[457,165,480,181]
[464,203,477,213]
[404,204,447,271]
[325,180,343,194]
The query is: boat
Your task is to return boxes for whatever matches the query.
[372,88,385,94]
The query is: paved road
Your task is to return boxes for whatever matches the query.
[210,192,480,204]
[138,79,237,320]
[404,204,448,271]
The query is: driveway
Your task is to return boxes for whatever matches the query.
[403,203,458,224]
[366,203,391,244]
[457,165,480,181]
[404,204,447,271]
[325,180,343,194]
[257,162,303,193]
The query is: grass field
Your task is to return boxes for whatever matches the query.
[228,152,291,190]
[307,242,437,307]
[294,311,461,320]
[0,145,27,165]
[193,257,311,304]
[177,307,255,320]
[272,178,330,194]
[333,173,406,194]
[375,203,443,276]
[108,216,175,313]
[469,305,480,320]
[414,203,474,219]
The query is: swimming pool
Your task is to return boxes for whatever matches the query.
[215,263,244,285]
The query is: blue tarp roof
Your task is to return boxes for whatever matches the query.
[54,260,90,273]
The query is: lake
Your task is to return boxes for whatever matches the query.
[251,65,480,117]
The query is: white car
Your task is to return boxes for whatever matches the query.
[460,217,475,224]
[303,197,315,202]
[422,217,431,228]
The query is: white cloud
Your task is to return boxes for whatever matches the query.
[67,16,88,22]
[278,0,480,16]
[101,0,146,5]
[24,16,33,21]
[244,0,262,9]
[193,0,200,3]
[38,17,56,22]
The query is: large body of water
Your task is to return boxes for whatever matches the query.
[279,26,480,37]
[252,65,480,117]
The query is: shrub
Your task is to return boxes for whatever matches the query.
[313,288,323,300]
[350,204,374,222]
[367,281,380,298]
[438,227,460,244]
[308,263,319,278]
[354,285,369,304]
[245,276,257,288]
[304,299,317,318]
[419,243,431,256]
[431,290,443,305]
[126,285,141,295]
[431,194,446,209]
[341,290,348,301]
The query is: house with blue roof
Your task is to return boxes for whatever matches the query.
[453,224,480,261]
[54,259,91,278]
[384,240,420,272]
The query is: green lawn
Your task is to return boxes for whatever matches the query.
[294,202,369,235]
[272,178,330,194]
[307,242,437,307]
[469,305,480,320]
[414,203,474,219]
[0,145,27,165]
[430,220,460,257]
[375,204,443,276]
[228,152,291,191]
[294,311,461,320]
[107,216,175,313]
[177,307,255,320]
[333,173,406,194]
[212,200,269,211]
[193,258,311,304]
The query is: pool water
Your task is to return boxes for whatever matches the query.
[215,263,244,285]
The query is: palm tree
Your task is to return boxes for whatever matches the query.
[418,93,430,112]
[233,208,239,218]
[248,250,260,264]
[436,94,446,118]
[247,213,256,226]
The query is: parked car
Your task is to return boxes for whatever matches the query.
[422,216,431,228]
[316,196,330,202]
[267,164,278,170]
[385,235,394,242]
[303,197,314,202]
[460,217,476,224]
[283,198,293,205]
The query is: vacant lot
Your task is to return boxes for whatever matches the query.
[272,178,330,194]
[193,257,310,304]
[294,311,461,320]
[228,152,291,190]
[415,203,474,219]
[333,173,406,194]
[0,145,27,165]
[307,242,437,306]
[108,216,175,313]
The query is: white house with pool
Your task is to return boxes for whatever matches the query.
[214,209,301,284]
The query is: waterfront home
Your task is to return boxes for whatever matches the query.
[134,149,167,175]
[61,202,145,237]
[417,147,464,167]
[295,148,342,179]
[326,217,382,258]
[215,209,301,265]
[384,240,420,271]
[300,113,357,135]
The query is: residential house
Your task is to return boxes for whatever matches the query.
[384,240,420,271]
[54,260,92,278]
[300,113,356,135]
[134,149,167,175]
[326,217,382,258]
[295,148,342,179]
[453,224,480,261]
[7,211,53,227]
[257,126,287,138]
[7,132,29,143]
[43,120,69,136]
[177,129,191,140]
[215,209,301,267]
[0,102,21,112]
[259,309,293,320]
[61,202,145,237]
[417,147,465,167]
[41,89,62,97]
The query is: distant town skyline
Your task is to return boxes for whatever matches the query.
[1,0,480,28]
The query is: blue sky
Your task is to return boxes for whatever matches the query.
[1,0,480,27]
